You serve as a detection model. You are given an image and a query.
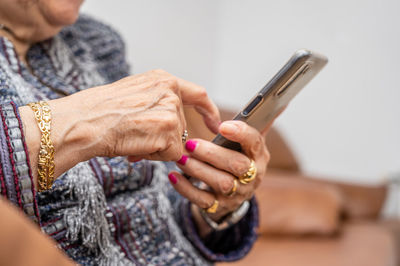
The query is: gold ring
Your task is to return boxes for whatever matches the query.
[205,199,219,214]
[227,179,238,197]
[182,129,188,143]
[238,160,257,184]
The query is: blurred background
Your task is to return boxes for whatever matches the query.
[81,0,400,185]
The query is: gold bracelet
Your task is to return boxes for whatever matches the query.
[28,101,55,192]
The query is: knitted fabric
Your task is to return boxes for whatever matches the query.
[0,15,258,265]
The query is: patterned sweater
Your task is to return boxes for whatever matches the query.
[0,15,258,265]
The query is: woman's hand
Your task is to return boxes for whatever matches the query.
[168,120,270,236]
[76,69,220,161]
[19,69,220,184]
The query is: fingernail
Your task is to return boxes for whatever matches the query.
[177,155,188,165]
[220,122,238,135]
[168,173,178,184]
[185,140,198,152]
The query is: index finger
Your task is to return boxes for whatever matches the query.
[177,78,221,134]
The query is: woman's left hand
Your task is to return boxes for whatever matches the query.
[168,120,270,235]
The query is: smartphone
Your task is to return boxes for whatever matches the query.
[212,49,328,151]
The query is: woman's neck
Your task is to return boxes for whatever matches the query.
[0,26,30,65]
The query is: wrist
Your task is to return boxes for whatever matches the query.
[48,94,100,173]
[19,95,98,186]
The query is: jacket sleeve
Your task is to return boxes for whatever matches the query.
[0,102,40,223]
[178,197,258,262]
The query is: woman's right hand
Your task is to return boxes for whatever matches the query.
[19,69,220,180]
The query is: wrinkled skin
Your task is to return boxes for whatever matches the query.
[171,120,270,234]
[19,69,221,179]
[3,0,272,235]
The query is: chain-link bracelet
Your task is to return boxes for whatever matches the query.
[28,101,55,192]
[199,200,250,231]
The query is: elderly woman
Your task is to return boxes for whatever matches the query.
[0,1,270,265]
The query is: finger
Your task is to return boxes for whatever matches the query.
[148,82,186,161]
[159,79,187,137]
[184,139,252,178]
[177,78,221,134]
[177,98,187,139]
[176,155,245,196]
[162,78,187,135]
[167,171,217,210]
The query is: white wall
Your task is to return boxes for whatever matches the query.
[82,0,400,185]
[82,0,220,92]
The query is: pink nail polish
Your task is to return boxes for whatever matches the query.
[185,140,198,152]
[177,155,188,165]
[168,173,178,184]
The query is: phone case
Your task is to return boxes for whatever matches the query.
[212,49,328,152]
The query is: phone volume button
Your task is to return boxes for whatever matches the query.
[242,95,263,116]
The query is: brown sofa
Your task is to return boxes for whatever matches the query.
[185,107,399,266]
[220,132,398,266]
[218,172,399,266]
[219,221,398,266]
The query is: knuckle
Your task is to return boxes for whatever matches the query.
[158,141,182,161]
[161,113,179,130]
[219,177,234,194]
[197,87,208,99]
[248,134,265,156]
[160,78,179,94]
[152,68,167,75]
[170,147,183,161]
[164,77,179,88]
[197,196,212,209]
[253,134,264,149]
[229,156,249,176]
[153,139,167,152]
[170,93,181,107]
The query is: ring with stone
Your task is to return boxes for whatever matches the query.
[181,129,188,143]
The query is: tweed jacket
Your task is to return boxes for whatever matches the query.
[0,15,258,265]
